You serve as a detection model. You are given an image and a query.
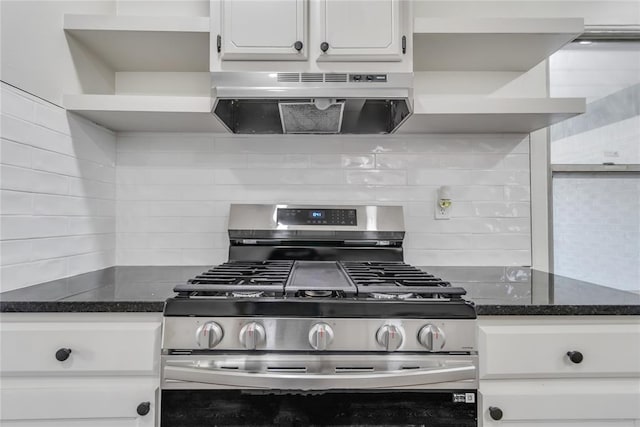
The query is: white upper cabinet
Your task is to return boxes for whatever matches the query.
[219,0,307,60]
[317,0,403,62]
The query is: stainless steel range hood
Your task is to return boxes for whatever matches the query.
[211,72,413,134]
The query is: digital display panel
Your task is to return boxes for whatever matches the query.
[277,208,357,226]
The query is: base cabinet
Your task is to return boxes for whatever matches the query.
[0,313,162,427]
[478,316,640,427]
[479,379,640,426]
[1,380,157,427]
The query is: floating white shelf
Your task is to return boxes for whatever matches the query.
[64,94,228,132]
[413,17,584,71]
[396,96,586,134]
[63,14,210,71]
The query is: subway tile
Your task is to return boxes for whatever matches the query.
[248,154,309,169]
[405,135,475,153]
[68,217,115,235]
[32,235,115,260]
[34,102,71,135]
[118,232,150,249]
[503,154,530,170]
[341,137,407,154]
[0,240,32,266]
[69,177,116,200]
[345,170,407,186]
[1,139,32,168]
[376,153,440,169]
[504,186,531,201]
[66,250,114,277]
[116,249,183,265]
[1,216,70,239]
[117,184,185,201]
[0,84,117,292]
[1,190,33,215]
[215,169,343,185]
[118,132,214,152]
[214,136,343,154]
[29,124,75,156]
[473,234,531,250]
[1,114,34,145]
[1,87,35,120]
[0,258,67,292]
[472,202,531,218]
[181,249,228,265]
[32,194,115,217]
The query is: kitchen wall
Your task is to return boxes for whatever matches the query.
[116,132,531,267]
[0,83,117,292]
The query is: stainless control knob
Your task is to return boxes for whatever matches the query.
[195,321,223,349]
[376,324,404,351]
[418,324,446,351]
[239,322,266,350]
[308,323,334,351]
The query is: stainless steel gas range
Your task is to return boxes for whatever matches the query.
[161,204,478,426]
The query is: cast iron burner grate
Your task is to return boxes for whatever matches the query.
[340,261,466,300]
[173,260,294,297]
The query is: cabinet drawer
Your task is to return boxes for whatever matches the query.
[0,382,156,426]
[0,320,160,375]
[479,322,640,379]
[480,379,640,425]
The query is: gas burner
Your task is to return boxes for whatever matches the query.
[302,290,334,298]
[370,292,415,300]
[231,291,265,298]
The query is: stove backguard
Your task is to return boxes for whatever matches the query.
[227,204,405,262]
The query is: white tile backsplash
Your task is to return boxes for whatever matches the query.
[116,132,531,266]
[1,84,533,287]
[1,83,116,292]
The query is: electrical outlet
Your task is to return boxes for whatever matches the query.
[435,199,451,220]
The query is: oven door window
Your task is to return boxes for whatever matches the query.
[161,390,477,426]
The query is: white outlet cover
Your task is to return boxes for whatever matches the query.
[434,199,451,220]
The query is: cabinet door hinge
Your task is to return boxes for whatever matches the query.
[217,34,221,53]
[402,35,406,54]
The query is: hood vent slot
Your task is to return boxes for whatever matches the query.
[277,73,300,83]
[325,73,348,83]
[301,73,323,83]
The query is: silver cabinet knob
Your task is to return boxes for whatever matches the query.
[418,324,446,351]
[376,324,404,351]
[195,321,223,349]
[308,323,334,351]
[239,322,266,350]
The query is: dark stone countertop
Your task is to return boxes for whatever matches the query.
[0,266,638,315]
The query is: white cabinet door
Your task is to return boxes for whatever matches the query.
[318,0,403,61]
[220,0,307,60]
[478,322,640,380]
[0,382,156,427]
[479,379,640,426]
[0,320,160,375]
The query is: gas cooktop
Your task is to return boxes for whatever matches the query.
[173,260,466,300]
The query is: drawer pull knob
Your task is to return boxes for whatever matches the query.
[489,406,503,421]
[55,348,72,361]
[137,401,151,416]
[294,41,303,51]
[320,42,329,52]
[567,351,583,364]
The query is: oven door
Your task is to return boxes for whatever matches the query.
[161,354,478,426]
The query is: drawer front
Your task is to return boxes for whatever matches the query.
[480,379,640,425]
[0,383,156,426]
[0,321,161,375]
[479,323,640,379]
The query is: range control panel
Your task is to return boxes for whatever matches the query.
[277,208,357,226]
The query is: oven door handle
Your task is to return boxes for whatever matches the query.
[163,364,476,390]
